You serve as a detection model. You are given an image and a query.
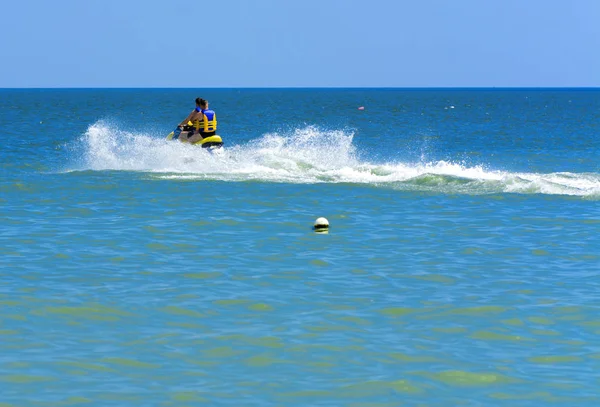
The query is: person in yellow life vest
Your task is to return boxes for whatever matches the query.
[185,98,220,147]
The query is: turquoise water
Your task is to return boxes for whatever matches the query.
[1,89,599,406]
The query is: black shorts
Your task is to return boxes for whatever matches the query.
[202,141,223,149]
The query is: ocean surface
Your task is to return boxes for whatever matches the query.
[1,88,599,406]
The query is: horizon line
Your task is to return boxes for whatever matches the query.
[1,86,600,90]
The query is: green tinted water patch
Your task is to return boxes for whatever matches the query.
[553,306,585,314]
[288,344,341,354]
[58,361,116,373]
[66,207,94,217]
[432,326,468,334]
[0,299,23,306]
[161,305,205,318]
[471,331,535,342]
[33,304,135,321]
[190,220,211,227]
[215,219,241,226]
[555,339,587,346]
[339,379,423,396]
[409,274,457,284]
[96,393,144,402]
[501,318,525,326]
[579,320,600,330]
[307,361,337,368]
[444,306,508,316]
[255,254,290,262]
[166,322,207,330]
[168,392,208,403]
[146,242,196,252]
[244,354,285,367]
[3,314,27,322]
[528,316,555,325]
[423,370,520,387]
[56,397,93,405]
[530,329,562,336]
[335,316,373,326]
[248,336,284,348]
[10,182,39,193]
[537,298,559,305]
[489,391,593,403]
[0,374,55,384]
[210,335,285,350]
[152,333,186,346]
[4,362,30,369]
[528,355,582,364]
[213,299,250,306]
[102,357,160,369]
[462,247,485,255]
[556,314,586,322]
[248,303,274,311]
[307,323,359,333]
[164,296,197,307]
[388,353,440,363]
[488,391,558,401]
[142,225,167,234]
[278,390,332,399]
[204,346,244,358]
[379,307,417,317]
[270,271,303,280]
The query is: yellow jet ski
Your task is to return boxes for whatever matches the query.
[167,122,223,149]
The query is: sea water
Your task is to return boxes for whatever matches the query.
[1,89,599,406]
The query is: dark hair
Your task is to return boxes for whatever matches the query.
[199,98,208,108]
[195,97,202,105]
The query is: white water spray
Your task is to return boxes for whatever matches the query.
[68,121,600,197]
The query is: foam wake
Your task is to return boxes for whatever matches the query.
[69,121,600,198]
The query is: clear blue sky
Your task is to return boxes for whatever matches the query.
[1,0,599,87]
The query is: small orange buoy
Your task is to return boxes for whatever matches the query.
[358,106,365,110]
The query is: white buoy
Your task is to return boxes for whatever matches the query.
[314,217,329,233]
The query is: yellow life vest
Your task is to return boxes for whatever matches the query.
[200,109,217,133]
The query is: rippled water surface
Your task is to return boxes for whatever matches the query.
[1,89,599,406]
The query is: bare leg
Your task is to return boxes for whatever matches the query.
[178,131,193,143]
[186,133,204,144]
